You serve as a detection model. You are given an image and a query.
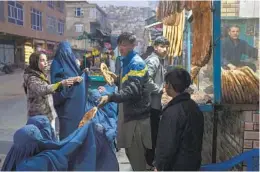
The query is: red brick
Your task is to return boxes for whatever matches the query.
[245,122,254,130]
[254,123,259,131]
[253,141,259,148]
[253,113,259,123]
[243,112,253,122]
[243,140,253,148]
[244,131,259,140]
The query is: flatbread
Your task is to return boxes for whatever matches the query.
[100,63,117,85]
[78,107,98,128]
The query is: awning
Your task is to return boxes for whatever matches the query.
[33,39,45,44]
[145,22,163,29]
[96,29,110,37]
[41,49,53,54]
[46,41,56,45]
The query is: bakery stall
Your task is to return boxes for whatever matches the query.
[157,0,259,109]
[158,0,219,111]
[156,0,259,168]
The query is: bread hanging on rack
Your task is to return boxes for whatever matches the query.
[190,1,212,81]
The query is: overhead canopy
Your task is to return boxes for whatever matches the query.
[96,29,110,37]
[144,22,163,29]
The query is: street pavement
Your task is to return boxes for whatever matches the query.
[0,69,131,170]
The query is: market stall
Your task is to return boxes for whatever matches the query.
[156,0,259,168]
[157,0,259,108]
[157,0,218,111]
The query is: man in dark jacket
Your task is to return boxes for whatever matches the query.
[98,32,152,171]
[222,25,258,70]
[154,68,204,171]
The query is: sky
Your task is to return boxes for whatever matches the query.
[87,0,153,7]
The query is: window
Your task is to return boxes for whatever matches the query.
[89,8,96,18]
[48,1,55,8]
[47,15,56,34]
[75,8,83,17]
[75,24,83,32]
[58,20,65,35]
[31,8,42,31]
[8,1,24,25]
[56,1,64,13]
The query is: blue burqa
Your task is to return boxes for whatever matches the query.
[1,124,66,171]
[10,115,119,171]
[26,115,58,142]
[86,85,118,145]
[2,122,96,171]
[50,41,89,140]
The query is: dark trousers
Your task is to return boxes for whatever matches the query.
[146,108,161,166]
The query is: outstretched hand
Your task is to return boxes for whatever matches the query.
[97,95,109,108]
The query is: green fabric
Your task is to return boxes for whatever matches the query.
[52,82,62,91]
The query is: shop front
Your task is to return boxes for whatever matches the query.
[0,40,15,65]
[156,0,259,170]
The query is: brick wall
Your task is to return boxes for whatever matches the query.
[202,112,214,164]
[221,0,240,17]
[202,105,259,170]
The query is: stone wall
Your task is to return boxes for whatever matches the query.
[202,105,259,170]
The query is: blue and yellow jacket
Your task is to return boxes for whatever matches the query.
[109,51,150,122]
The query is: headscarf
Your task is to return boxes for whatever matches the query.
[1,125,59,171]
[26,115,57,142]
[27,52,42,72]
[23,53,48,94]
[53,41,80,77]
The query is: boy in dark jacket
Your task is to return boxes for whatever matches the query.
[154,68,204,171]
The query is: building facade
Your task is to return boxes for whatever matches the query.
[0,1,66,66]
[65,1,111,53]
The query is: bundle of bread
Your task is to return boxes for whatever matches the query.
[156,1,193,22]
[222,65,259,104]
[190,1,212,81]
[163,10,185,63]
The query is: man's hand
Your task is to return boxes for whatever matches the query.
[83,68,89,73]
[98,95,109,108]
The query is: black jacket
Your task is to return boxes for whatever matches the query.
[108,51,150,122]
[154,93,204,171]
[222,37,258,66]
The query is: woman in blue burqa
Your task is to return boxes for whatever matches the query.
[50,41,89,140]
[1,115,119,171]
